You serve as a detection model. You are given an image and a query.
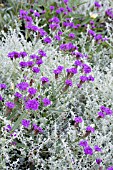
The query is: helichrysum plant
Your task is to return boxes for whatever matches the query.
[0,0,113,169]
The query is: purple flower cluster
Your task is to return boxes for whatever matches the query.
[86,126,95,133]
[14,92,22,98]
[74,116,83,123]
[41,77,49,85]
[5,101,15,109]
[65,79,73,86]
[17,82,29,91]
[107,167,113,170]
[8,51,20,59]
[94,1,101,8]
[97,106,113,118]
[0,83,7,90]
[22,119,30,128]
[42,98,51,106]
[60,43,77,51]
[32,67,40,73]
[25,99,39,110]
[33,124,43,133]
[82,64,92,74]
[79,140,93,155]
[53,65,64,75]
[28,87,37,95]
[106,8,113,19]
[96,158,102,164]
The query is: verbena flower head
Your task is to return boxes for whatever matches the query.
[69,33,75,39]
[98,111,105,118]
[32,67,40,73]
[19,61,28,68]
[43,37,52,44]
[50,6,54,11]
[22,119,30,128]
[0,83,7,89]
[17,82,29,91]
[94,1,101,8]
[34,12,40,18]
[82,64,92,74]
[79,140,88,147]
[65,79,73,86]
[74,60,82,67]
[42,98,51,106]
[74,117,83,123]
[27,61,34,67]
[41,77,49,84]
[87,75,94,81]
[38,50,46,57]
[80,76,88,82]
[84,146,93,155]
[88,30,96,37]
[86,126,95,133]
[96,158,102,164]
[94,145,102,152]
[4,124,12,132]
[107,167,113,170]
[28,87,37,95]
[5,101,15,109]
[33,124,43,133]
[25,99,39,110]
[14,92,22,98]
[20,51,27,58]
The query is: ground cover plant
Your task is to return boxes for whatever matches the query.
[0,0,113,169]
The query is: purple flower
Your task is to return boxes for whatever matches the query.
[38,50,46,57]
[82,64,92,74]
[58,31,63,36]
[98,111,105,118]
[17,82,29,91]
[33,124,43,133]
[94,1,101,8]
[100,105,106,112]
[63,0,68,5]
[107,167,113,170]
[36,58,43,66]
[4,124,12,132]
[22,119,30,128]
[79,140,88,147]
[75,52,83,58]
[20,51,27,58]
[24,16,33,22]
[38,28,47,36]
[29,9,34,13]
[96,158,102,165]
[49,17,60,23]
[54,35,61,41]
[50,6,54,11]
[65,79,73,86]
[56,9,61,14]
[49,23,59,30]
[42,98,51,106]
[106,8,113,19]
[34,12,40,17]
[0,95,3,101]
[74,24,81,29]
[94,34,103,41]
[86,126,95,133]
[74,117,83,123]
[74,60,82,67]
[43,37,52,44]
[54,65,64,75]
[88,30,96,37]
[19,61,28,68]
[66,6,72,13]
[66,68,77,74]
[25,99,39,110]
[68,33,75,39]
[41,77,49,84]
[94,145,102,152]
[14,92,22,98]
[8,51,20,59]
[84,146,93,155]
[28,87,37,95]
[19,9,28,19]
[31,25,38,32]
[0,83,7,89]
[5,101,15,109]
[80,76,88,82]
[32,67,40,73]
[87,75,94,81]
[27,61,34,67]
[105,108,113,115]
[30,54,38,59]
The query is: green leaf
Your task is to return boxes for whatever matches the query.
[11,112,27,133]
